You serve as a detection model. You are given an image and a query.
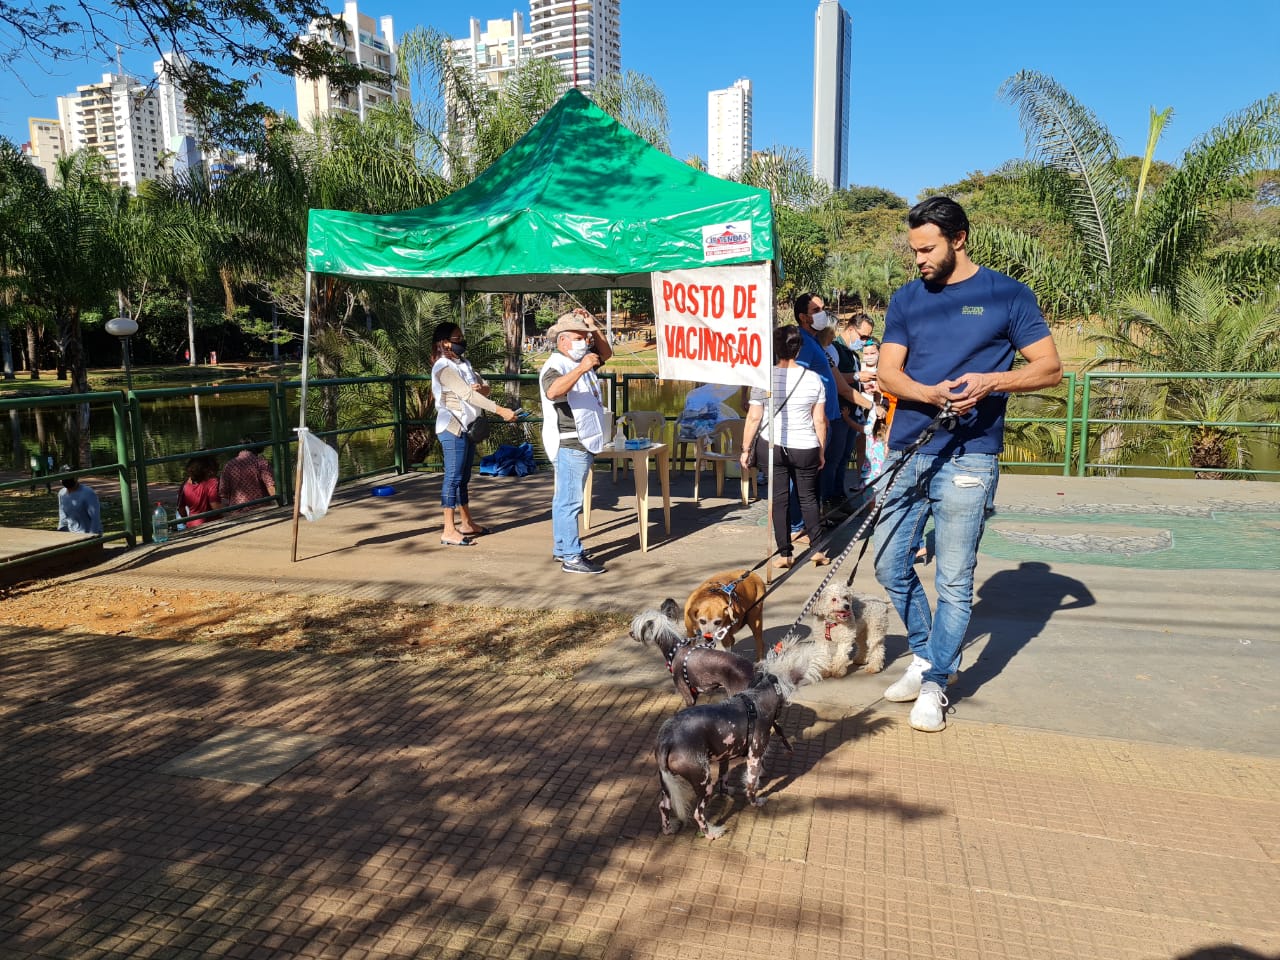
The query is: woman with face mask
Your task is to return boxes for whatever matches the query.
[431,321,520,546]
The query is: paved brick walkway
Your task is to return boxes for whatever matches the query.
[3,623,1277,959]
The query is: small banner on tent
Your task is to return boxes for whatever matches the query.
[652,263,772,390]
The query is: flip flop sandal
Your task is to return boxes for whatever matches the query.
[440,537,474,547]
[458,525,489,537]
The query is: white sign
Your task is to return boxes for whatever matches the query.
[701,221,753,261]
[652,263,773,390]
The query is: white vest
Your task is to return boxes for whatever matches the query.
[431,356,480,434]
[539,351,606,458]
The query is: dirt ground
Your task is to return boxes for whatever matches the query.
[0,582,631,679]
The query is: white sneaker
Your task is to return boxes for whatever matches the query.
[909,681,948,732]
[884,655,930,702]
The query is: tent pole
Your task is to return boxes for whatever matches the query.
[459,280,466,332]
[291,270,314,563]
[606,289,613,348]
[765,352,776,587]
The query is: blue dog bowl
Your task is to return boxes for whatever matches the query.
[371,484,396,497]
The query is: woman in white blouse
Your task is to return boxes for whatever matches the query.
[740,325,829,568]
[431,322,519,546]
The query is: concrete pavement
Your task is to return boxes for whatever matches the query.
[1,466,1277,958]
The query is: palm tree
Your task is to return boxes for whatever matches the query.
[22,151,121,394]
[996,71,1280,312]
[1087,270,1280,477]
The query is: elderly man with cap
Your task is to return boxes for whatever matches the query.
[539,309,614,574]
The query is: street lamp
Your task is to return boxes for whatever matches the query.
[105,316,138,391]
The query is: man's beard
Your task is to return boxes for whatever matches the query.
[921,244,957,290]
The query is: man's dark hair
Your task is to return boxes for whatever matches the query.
[792,293,813,323]
[907,196,970,242]
[774,325,804,362]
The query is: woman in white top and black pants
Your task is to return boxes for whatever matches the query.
[740,325,829,569]
[431,322,518,546]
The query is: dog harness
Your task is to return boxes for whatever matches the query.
[732,692,758,738]
[666,637,719,698]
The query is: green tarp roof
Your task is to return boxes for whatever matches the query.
[305,89,778,292]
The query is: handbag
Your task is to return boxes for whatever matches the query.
[452,410,491,444]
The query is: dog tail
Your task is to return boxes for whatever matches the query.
[762,641,831,699]
[656,721,697,824]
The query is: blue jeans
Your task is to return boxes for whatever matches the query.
[872,450,998,689]
[552,447,594,558]
[439,431,475,508]
[820,415,850,500]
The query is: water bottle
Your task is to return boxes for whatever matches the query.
[152,504,170,544]
[175,506,187,533]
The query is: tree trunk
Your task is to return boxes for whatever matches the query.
[25,321,39,379]
[502,293,523,375]
[186,283,197,366]
[1191,427,1227,481]
[55,305,89,395]
[1,320,13,380]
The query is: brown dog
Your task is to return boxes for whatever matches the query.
[683,569,767,661]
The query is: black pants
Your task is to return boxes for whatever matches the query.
[755,438,822,558]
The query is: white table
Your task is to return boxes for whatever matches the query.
[583,442,672,553]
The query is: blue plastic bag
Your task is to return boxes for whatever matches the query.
[479,442,537,478]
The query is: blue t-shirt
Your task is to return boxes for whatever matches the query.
[883,267,1050,455]
[795,327,840,421]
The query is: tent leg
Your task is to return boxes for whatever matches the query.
[292,271,313,563]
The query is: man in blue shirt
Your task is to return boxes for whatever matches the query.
[873,196,1063,733]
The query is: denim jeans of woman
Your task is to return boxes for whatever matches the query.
[438,430,475,509]
[552,447,594,558]
[872,450,998,689]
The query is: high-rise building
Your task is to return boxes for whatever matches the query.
[22,118,66,184]
[450,14,532,93]
[57,72,165,191]
[812,0,851,190]
[295,1,410,130]
[707,79,752,180]
[154,52,204,176]
[528,0,621,93]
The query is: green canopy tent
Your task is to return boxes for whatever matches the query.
[294,89,781,560]
[304,88,779,292]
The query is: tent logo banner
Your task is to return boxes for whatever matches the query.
[652,263,772,390]
[701,222,752,261]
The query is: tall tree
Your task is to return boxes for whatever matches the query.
[996,71,1280,311]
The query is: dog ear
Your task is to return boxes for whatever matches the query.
[660,598,681,620]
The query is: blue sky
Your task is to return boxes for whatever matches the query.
[5,0,1279,201]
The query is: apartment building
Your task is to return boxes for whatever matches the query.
[450,13,532,93]
[295,0,410,130]
[56,72,165,191]
[528,0,621,93]
[22,118,66,184]
[707,79,753,180]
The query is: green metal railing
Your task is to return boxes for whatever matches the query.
[4,369,1277,572]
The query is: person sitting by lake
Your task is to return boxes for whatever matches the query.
[220,439,276,512]
[177,455,222,527]
[57,473,102,535]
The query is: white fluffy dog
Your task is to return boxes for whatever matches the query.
[811,584,889,677]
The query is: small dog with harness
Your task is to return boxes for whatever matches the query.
[811,584,890,677]
[654,641,829,840]
[683,568,768,661]
[631,599,755,707]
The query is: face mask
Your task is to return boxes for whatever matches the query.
[567,340,589,362]
[810,310,830,331]
[448,340,467,357]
